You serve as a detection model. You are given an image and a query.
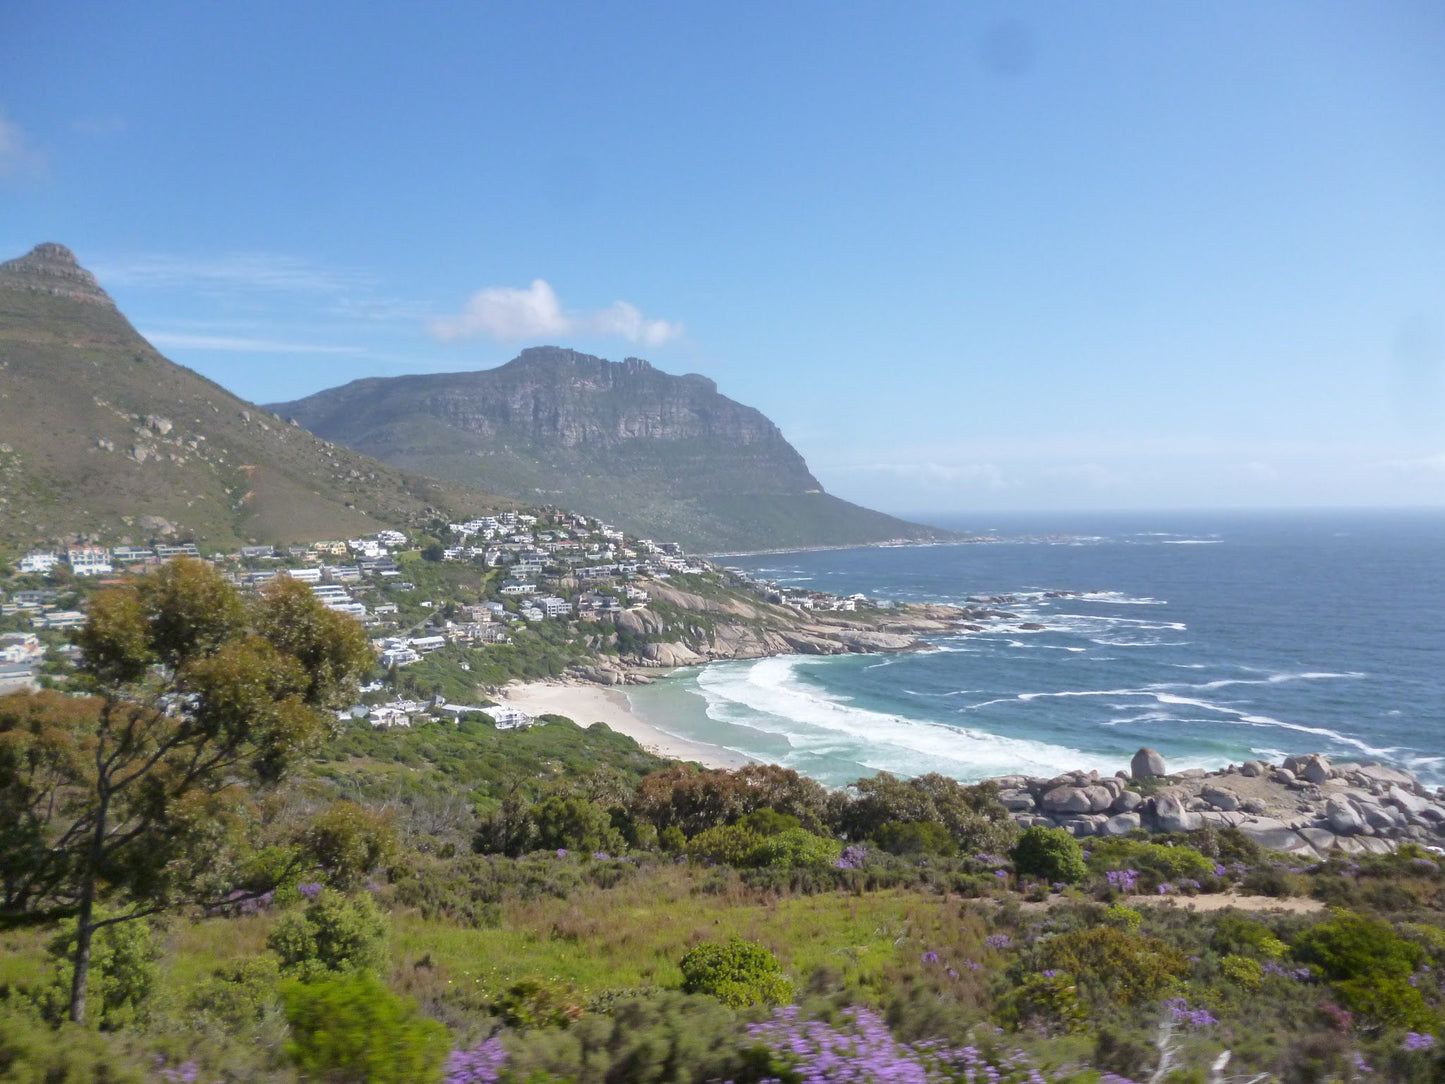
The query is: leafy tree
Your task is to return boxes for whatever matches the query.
[283,972,449,1084]
[0,560,372,1023]
[531,794,625,855]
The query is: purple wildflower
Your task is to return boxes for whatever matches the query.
[1157,882,1176,895]
[592,851,609,860]
[1106,868,1139,892]
[1404,1032,1437,1051]
[835,845,868,870]
[921,950,940,964]
[984,933,1012,950]
[1213,863,1227,876]
[555,848,568,857]
[994,869,1008,881]
[1164,998,1218,1027]
[1040,969,1059,978]
[446,1037,508,1083]
[298,882,323,899]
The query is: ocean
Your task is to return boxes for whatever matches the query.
[624,510,1445,788]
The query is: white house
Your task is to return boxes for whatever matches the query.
[488,706,532,730]
[67,547,113,576]
[367,706,411,729]
[500,582,536,596]
[18,552,59,575]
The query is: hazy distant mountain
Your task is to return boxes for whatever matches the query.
[0,243,510,549]
[271,346,949,552]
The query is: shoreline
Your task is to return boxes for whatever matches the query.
[495,677,753,770]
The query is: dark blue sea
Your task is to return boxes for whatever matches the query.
[625,511,1445,787]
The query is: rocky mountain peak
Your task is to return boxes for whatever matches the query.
[0,242,115,307]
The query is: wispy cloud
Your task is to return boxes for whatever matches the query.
[0,107,46,180]
[142,331,366,356]
[94,252,375,295]
[1383,452,1445,474]
[430,278,683,347]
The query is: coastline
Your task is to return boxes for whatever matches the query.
[496,677,753,770]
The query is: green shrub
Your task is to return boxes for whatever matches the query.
[1001,971,1087,1033]
[189,955,283,1027]
[1211,915,1287,960]
[304,800,397,889]
[747,827,842,870]
[686,824,764,867]
[679,937,793,1008]
[500,990,754,1083]
[283,973,449,1084]
[0,1006,150,1083]
[1040,926,1189,1004]
[1292,911,1423,984]
[740,808,801,836]
[873,819,956,857]
[1101,904,1141,932]
[531,795,625,855]
[1088,838,1214,881]
[1220,954,1264,992]
[268,889,389,980]
[1293,910,1432,1028]
[494,976,585,1029]
[1011,826,1087,884]
[42,915,159,1030]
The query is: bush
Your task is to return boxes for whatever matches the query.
[283,973,449,1084]
[531,795,625,855]
[1212,915,1287,960]
[500,990,754,1083]
[1293,911,1423,984]
[1221,954,1264,992]
[1011,826,1087,885]
[0,1006,150,1083]
[42,915,159,1029]
[679,938,793,1008]
[873,819,956,857]
[494,977,585,1029]
[1088,838,1215,881]
[189,956,283,1027]
[747,827,842,870]
[686,824,764,867]
[1293,910,1432,1028]
[268,889,389,980]
[304,801,396,889]
[1039,926,1189,1004]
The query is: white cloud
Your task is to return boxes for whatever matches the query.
[430,278,683,346]
[0,108,45,179]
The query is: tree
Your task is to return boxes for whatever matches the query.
[0,559,373,1023]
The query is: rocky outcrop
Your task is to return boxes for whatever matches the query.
[0,243,115,306]
[270,346,951,552]
[994,747,1445,859]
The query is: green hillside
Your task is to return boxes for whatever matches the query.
[0,243,511,550]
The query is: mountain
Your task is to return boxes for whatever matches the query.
[271,347,948,552]
[0,243,510,549]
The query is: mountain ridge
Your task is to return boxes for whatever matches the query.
[272,347,948,552]
[0,243,512,549]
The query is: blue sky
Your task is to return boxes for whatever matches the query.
[2,2,1443,517]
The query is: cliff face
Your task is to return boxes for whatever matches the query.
[274,348,945,552]
[0,243,510,548]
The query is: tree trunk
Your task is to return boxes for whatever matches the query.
[68,880,95,1024]
[69,776,110,1024]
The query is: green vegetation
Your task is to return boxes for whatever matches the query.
[3,573,1445,1080]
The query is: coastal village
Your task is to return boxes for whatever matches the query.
[0,508,886,728]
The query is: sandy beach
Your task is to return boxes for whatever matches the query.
[495,680,753,769]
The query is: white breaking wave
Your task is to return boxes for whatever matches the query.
[693,657,1121,781]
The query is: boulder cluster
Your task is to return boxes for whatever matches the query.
[991,748,1445,860]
